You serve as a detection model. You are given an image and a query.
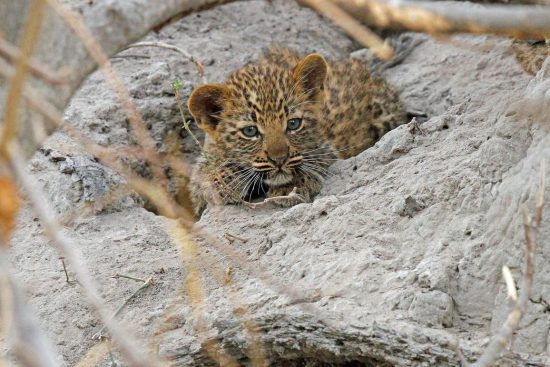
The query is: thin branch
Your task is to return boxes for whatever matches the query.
[126,42,207,83]
[93,277,155,340]
[110,273,147,283]
[461,162,545,367]
[299,0,394,60]
[0,36,68,85]
[332,0,550,39]
[245,187,305,209]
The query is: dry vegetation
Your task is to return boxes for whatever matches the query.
[0,0,549,366]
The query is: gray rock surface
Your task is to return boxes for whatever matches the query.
[6,0,550,366]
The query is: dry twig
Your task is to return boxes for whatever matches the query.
[332,0,550,39]
[110,273,147,283]
[93,277,155,340]
[458,160,545,367]
[126,42,206,83]
[59,256,74,284]
[224,232,248,244]
[299,0,393,60]
[245,187,305,209]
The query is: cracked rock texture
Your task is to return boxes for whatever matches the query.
[6,0,550,366]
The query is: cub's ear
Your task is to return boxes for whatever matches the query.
[187,84,229,135]
[292,53,328,100]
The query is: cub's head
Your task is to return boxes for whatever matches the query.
[187,54,329,189]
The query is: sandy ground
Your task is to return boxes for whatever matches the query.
[5,0,550,366]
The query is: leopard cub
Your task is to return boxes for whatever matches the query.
[187,48,405,215]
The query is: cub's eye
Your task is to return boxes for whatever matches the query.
[241,125,259,137]
[287,118,302,131]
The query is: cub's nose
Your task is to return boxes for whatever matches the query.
[266,151,289,168]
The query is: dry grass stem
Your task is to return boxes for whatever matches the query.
[126,42,207,83]
[172,80,202,147]
[0,57,63,127]
[169,223,241,367]
[408,117,425,136]
[0,0,46,156]
[299,0,394,60]
[534,159,545,226]
[205,255,267,367]
[0,36,68,85]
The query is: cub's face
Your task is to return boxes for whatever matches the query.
[188,54,330,195]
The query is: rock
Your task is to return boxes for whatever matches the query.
[7,1,550,366]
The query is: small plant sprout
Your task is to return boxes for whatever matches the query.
[172,79,201,147]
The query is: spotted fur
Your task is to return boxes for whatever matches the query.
[187,48,405,215]
[512,39,550,75]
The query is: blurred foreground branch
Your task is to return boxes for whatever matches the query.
[7,142,158,367]
[0,37,68,85]
[299,0,394,59]
[330,0,550,39]
[0,249,59,367]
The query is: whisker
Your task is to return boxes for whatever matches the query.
[302,163,334,178]
[246,172,263,201]
[298,167,317,183]
[302,157,339,163]
[223,169,255,199]
[299,166,324,181]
